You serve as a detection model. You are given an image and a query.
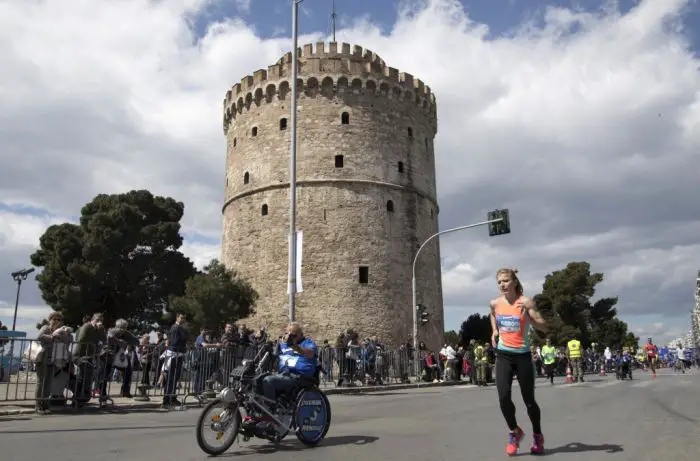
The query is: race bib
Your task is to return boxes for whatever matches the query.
[496,315,521,333]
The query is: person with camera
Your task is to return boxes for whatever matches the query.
[244,322,318,429]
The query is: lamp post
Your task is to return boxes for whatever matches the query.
[287,0,303,323]
[411,211,510,380]
[11,268,34,331]
[9,267,34,359]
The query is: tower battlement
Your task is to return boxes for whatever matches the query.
[222,42,436,134]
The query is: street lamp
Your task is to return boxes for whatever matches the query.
[287,0,303,323]
[11,267,35,331]
[7,267,34,362]
[411,210,511,380]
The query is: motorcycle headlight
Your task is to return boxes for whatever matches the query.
[219,387,236,404]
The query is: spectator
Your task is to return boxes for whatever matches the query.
[137,334,155,387]
[34,312,72,414]
[74,313,106,404]
[103,319,139,399]
[163,313,188,407]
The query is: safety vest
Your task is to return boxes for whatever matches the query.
[567,339,581,358]
[474,345,485,362]
[542,345,556,365]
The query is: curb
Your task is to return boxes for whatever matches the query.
[0,380,473,416]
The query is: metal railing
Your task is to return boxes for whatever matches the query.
[0,338,437,410]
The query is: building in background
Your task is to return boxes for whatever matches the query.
[220,42,443,348]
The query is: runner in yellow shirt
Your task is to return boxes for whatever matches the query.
[541,338,556,385]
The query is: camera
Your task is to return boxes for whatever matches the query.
[286,333,299,345]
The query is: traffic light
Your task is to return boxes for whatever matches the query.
[416,304,430,325]
[488,208,511,236]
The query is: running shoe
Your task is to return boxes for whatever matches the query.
[506,427,524,456]
[530,433,545,455]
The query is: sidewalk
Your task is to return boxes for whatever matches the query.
[0,379,472,416]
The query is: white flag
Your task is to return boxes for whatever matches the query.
[287,230,303,293]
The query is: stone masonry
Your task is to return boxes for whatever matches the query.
[221,42,444,350]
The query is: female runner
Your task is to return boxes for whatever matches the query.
[490,268,548,456]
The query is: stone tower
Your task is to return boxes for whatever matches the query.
[221,42,443,349]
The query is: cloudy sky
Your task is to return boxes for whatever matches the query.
[1,0,699,346]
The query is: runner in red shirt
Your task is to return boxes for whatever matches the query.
[644,338,658,379]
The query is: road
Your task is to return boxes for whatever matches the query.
[1,370,698,461]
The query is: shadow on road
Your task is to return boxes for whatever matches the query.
[223,435,380,456]
[547,442,623,454]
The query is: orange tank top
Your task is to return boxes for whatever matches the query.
[494,297,530,354]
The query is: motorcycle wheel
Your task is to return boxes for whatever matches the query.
[294,390,332,447]
[196,398,242,456]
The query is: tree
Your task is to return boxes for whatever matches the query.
[169,259,258,334]
[622,332,640,351]
[529,294,582,347]
[444,330,459,346]
[459,313,492,346]
[30,190,196,333]
[534,261,636,348]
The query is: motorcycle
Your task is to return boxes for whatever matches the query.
[195,343,332,456]
[616,360,632,380]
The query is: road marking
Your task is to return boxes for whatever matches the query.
[631,380,652,388]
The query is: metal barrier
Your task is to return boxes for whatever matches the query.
[0,338,429,411]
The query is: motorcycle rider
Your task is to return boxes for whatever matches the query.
[244,322,318,429]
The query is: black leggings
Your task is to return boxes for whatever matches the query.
[496,350,542,434]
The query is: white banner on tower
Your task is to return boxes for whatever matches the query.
[287,230,303,293]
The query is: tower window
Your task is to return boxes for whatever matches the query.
[243,172,249,184]
[280,118,287,130]
[425,137,428,149]
[335,154,344,168]
[407,127,413,139]
[358,266,369,284]
[261,204,268,216]
[341,112,350,125]
[386,200,394,212]
[398,161,404,173]
[233,137,237,147]
[252,126,258,137]
[430,208,434,219]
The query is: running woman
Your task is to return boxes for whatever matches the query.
[644,337,658,379]
[490,268,548,456]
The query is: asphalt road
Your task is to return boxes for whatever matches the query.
[1,369,698,461]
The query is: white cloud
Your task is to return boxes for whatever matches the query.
[181,240,222,270]
[0,0,698,346]
[0,301,51,327]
